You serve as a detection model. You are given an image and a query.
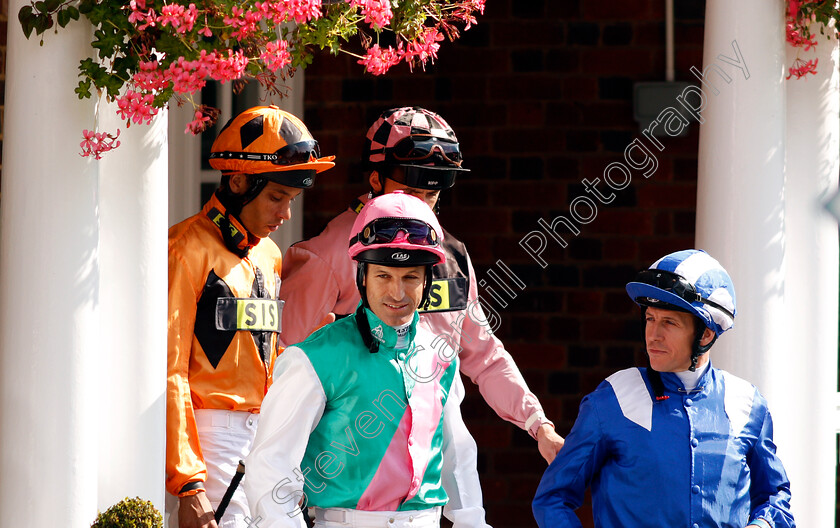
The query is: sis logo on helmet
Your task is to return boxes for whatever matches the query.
[626,249,737,337]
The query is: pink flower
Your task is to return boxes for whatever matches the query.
[198,14,212,37]
[165,52,220,94]
[132,60,168,92]
[358,44,401,75]
[185,105,221,135]
[211,50,249,83]
[185,110,210,135]
[288,0,324,24]
[787,57,819,79]
[261,39,292,72]
[157,3,198,34]
[786,22,817,50]
[116,91,158,125]
[361,0,392,29]
[451,0,485,29]
[127,0,156,29]
[788,0,801,20]
[403,28,443,69]
[80,129,121,159]
[224,6,264,40]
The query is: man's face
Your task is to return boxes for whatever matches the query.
[231,176,302,238]
[365,264,426,327]
[644,306,713,372]
[369,171,440,210]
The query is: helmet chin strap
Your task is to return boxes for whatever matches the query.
[420,264,434,310]
[219,174,268,217]
[212,175,270,257]
[689,324,717,372]
[212,187,251,258]
[354,262,379,354]
[355,262,369,309]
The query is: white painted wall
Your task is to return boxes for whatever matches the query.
[697,1,837,525]
[0,11,101,527]
[1,9,96,527]
[98,104,168,513]
[782,22,839,527]
[0,2,169,523]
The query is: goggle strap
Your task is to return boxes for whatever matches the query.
[210,151,316,163]
[700,298,735,320]
[211,151,285,162]
[210,140,319,164]
[636,268,734,320]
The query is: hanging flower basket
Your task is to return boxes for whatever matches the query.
[786,0,839,79]
[17,0,485,158]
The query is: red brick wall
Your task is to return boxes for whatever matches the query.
[301,1,707,526]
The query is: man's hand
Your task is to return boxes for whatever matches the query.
[179,491,219,528]
[537,423,565,465]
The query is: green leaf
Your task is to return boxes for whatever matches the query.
[33,12,54,35]
[101,74,125,98]
[34,1,46,13]
[113,55,138,82]
[86,2,117,26]
[75,78,92,99]
[18,4,33,22]
[78,0,94,15]
[67,6,79,21]
[91,26,126,59]
[44,0,61,12]
[57,8,70,27]
[18,6,36,39]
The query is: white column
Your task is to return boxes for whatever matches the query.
[697,0,829,524]
[782,24,839,528]
[697,0,786,388]
[0,7,100,527]
[97,106,168,513]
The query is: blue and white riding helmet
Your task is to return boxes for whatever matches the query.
[625,249,736,337]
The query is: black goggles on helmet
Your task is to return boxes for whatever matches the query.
[634,269,735,319]
[390,135,463,166]
[350,217,439,247]
[210,139,321,166]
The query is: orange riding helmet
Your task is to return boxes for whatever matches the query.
[209,105,334,189]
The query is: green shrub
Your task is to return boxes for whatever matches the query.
[91,497,162,528]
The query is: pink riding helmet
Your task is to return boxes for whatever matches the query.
[348,191,446,267]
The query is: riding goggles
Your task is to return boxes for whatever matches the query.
[351,217,439,247]
[634,268,735,319]
[390,135,463,166]
[210,139,321,166]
